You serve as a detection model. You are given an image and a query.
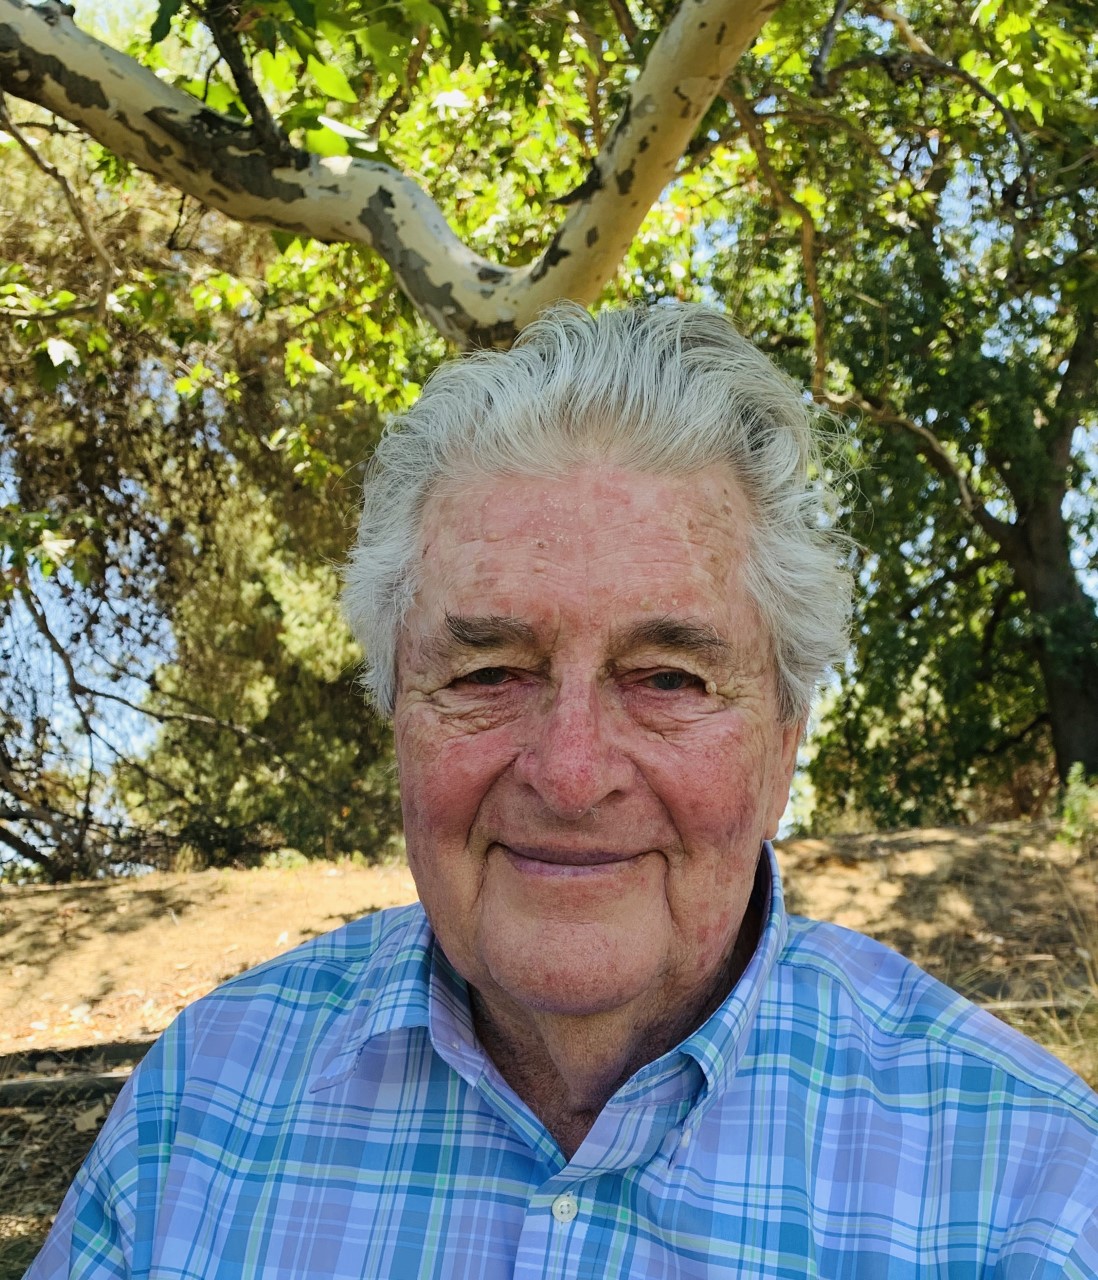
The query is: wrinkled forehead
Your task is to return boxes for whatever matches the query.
[419,458,752,552]
[402,462,764,659]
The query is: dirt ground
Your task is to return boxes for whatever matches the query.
[2,822,1096,1276]
[0,860,419,1056]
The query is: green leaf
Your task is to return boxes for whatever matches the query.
[286,0,317,29]
[970,0,1002,29]
[362,25,410,82]
[306,56,359,103]
[257,49,299,96]
[995,12,1031,39]
[150,0,184,45]
[286,25,321,62]
[176,78,245,116]
[777,50,806,77]
[403,0,448,36]
[302,126,349,156]
[32,349,62,391]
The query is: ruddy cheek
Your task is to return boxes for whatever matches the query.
[692,904,737,951]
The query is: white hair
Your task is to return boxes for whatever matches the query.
[344,303,852,723]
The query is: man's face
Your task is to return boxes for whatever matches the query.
[393,462,800,1031]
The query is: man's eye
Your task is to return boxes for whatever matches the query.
[460,667,511,687]
[645,670,699,692]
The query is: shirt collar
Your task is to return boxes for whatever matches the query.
[676,840,788,1114]
[308,906,436,1091]
[310,842,789,1107]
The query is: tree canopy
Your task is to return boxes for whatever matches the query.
[0,0,1095,877]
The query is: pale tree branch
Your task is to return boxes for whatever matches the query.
[0,0,781,347]
[725,88,828,396]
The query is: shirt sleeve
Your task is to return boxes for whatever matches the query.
[23,1031,179,1280]
[23,1083,140,1279]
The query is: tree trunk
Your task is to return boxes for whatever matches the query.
[1006,495,1098,780]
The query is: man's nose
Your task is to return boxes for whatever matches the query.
[512,679,633,820]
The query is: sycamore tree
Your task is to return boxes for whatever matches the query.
[0,0,776,345]
[0,0,1095,874]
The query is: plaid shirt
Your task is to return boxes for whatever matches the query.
[29,845,1098,1279]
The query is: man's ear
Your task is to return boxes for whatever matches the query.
[763,719,804,841]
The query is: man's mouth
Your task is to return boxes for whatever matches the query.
[497,843,644,869]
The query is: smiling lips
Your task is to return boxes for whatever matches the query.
[499,843,648,872]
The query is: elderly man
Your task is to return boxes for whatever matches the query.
[30,305,1098,1278]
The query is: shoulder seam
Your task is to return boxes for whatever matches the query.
[778,939,1098,1129]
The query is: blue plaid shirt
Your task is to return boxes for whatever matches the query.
[29,845,1098,1278]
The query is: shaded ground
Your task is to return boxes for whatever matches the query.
[2,823,1095,1276]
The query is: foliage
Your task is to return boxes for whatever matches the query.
[0,144,408,879]
[694,0,1098,825]
[1061,764,1098,858]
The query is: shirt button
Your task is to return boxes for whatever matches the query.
[551,1192,578,1224]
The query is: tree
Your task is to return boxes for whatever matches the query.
[1,142,407,879]
[755,0,1098,818]
[0,0,1095,866]
[0,0,775,346]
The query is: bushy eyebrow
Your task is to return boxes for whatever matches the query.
[441,612,538,652]
[613,617,734,665]
[423,612,732,668]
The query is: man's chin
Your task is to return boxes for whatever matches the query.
[478,923,665,1023]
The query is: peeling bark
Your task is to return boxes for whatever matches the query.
[0,0,779,347]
